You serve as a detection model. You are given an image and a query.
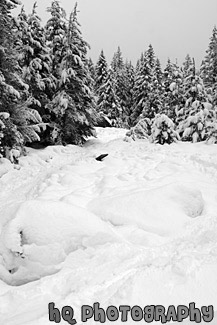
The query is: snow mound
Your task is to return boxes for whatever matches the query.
[88,183,204,237]
[0,157,13,178]
[0,200,118,285]
[171,185,204,218]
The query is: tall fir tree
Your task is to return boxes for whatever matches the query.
[140,48,164,120]
[182,54,193,78]
[161,59,184,120]
[200,26,217,91]
[15,3,54,118]
[178,60,215,142]
[130,53,151,125]
[45,2,96,145]
[130,46,157,125]
[0,0,23,113]
[111,46,127,123]
[154,58,163,84]
[97,67,122,126]
[122,60,135,125]
[0,0,44,158]
[45,0,68,142]
[146,44,156,70]
[95,50,108,94]
[111,46,124,72]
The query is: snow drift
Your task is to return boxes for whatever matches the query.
[0,127,217,324]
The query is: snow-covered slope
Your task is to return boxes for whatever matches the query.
[0,127,217,324]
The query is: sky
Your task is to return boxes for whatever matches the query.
[15,0,217,68]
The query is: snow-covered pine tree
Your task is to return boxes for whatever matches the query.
[151,114,180,144]
[135,53,143,73]
[0,0,23,113]
[175,56,195,125]
[141,52,165,121]
[182,54,193,78]
[0,0,44,158]
[155,58,163,84]
[45,2,96,145]
[146,44,156,70]
[45,0,67,79]
[131,45,162,125]
[111,46,124,72]
[97,67,122,127]
[14,3,54,150]
[152,57,165,113]
[0,113,22,160]
[178,60,215,142]
[122,60,135,126]
[130,51,153,125]
[95,50,108,95]
[179,101,215,143]
[15,3,54,117]
[43,0,68,143]
[124,118,151,142]
[111,47,128,125]
[206,116,217,144]
[200,26,217,91]
[62,4,97,144]
[161,59,184,121]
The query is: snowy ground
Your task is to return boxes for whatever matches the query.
[0,127,217,324]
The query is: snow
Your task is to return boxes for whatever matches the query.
[0,127,217,324]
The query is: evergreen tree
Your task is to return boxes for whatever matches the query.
[182,54,193,78]
[206,114,217,144]
[154,58,163,84]
[180,57,216,144]
[161,59,184,120]
[131,46,160,124]
[130,52,152,125]
[15,3,54,117]
[97,67,122,126]
[45,0,67,80]
[0,0,24,112]
[111,46,124,72]
[0,0,44,158]
[45,2,96,145]
[163,59,175,88]
[125,118,151,141]
[151,114,180,144]
[95,50,108,94]
[146,44,156,70]
[180,101,214,143]
[177,61,215,142]
[44,0,68,143]
[152,57,165,112]
[111,47,127,123]
[141,54,164,121]
[135,53,144,72]
[122,61,135,125]
[200,26,217,90]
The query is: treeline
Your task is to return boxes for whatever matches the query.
[0,1,217,162]
[94,36,217,144]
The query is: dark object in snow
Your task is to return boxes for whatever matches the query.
[95,154,108,161]
[96,114,112,128]
[26,141,47,149]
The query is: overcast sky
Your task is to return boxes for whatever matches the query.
[17,0,217,67]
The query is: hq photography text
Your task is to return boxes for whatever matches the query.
[48,302,214,324]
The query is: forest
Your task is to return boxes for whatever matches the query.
[0,0,217,163]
